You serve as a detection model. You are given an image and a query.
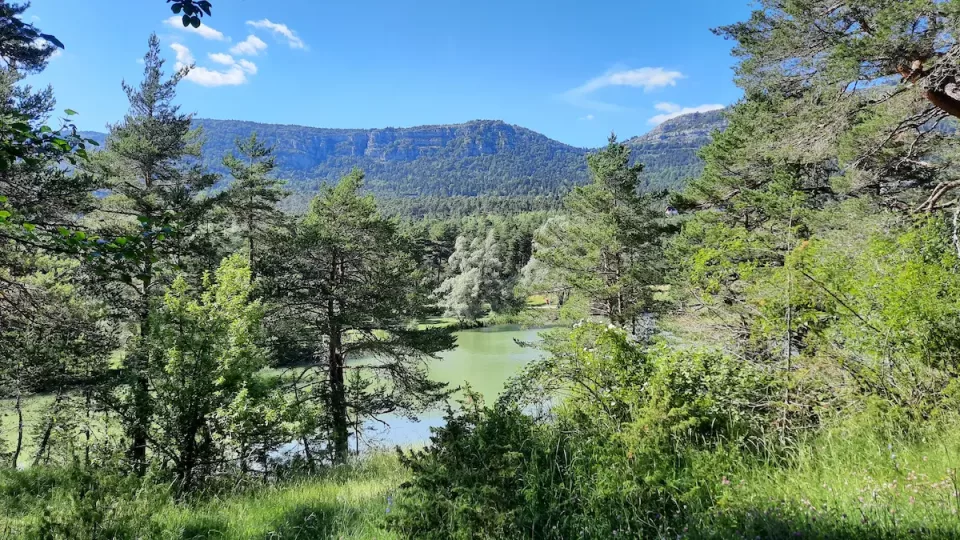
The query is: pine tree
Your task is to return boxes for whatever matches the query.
[532,136,666,327]
[85,34,218,474]
[222,133,288,275]
[262,170,455,464]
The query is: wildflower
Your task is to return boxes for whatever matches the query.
[923,456,928,462]
[722,476,731,486]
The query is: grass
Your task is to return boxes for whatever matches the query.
[5,417,960,538]
[687,424,960,539]
[0,394,55,466]
[0,454,406,539]
[157,454,405,539]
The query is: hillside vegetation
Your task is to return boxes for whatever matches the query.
[82,111,722,200]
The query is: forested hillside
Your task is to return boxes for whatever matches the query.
[82,112,722,199]
[624,109,726,191]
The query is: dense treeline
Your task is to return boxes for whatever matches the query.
[81,113,721,204]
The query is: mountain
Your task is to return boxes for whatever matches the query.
[192,119,590,197]
[81,111,725,198]
[623,109,727,192]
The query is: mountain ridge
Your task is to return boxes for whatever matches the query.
[80,110,725,197]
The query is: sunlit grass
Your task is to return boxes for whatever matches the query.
[690,426,960,538]
[156,454,405,539]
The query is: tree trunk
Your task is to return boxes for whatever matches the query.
[12,380,23,469]
[131,266,152,476]
[33,385,66,467]
[328,328,349,464]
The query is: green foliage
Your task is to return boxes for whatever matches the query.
[531,136,670,327]
[435,229,523,320]
[169,1,213,28]
[147,254,281,493]
[221,132,289,273]
[262,170,456,464]
[396,324,783,539]
[0,3,63,74]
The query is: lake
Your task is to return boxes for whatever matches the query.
[359,324,547,449]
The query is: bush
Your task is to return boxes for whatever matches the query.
[392,326,787,539]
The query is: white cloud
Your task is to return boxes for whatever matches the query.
[230,35,268,56]
[32,37,62,60]
[648,102,724,125]
[163,15,227,41]
[136,57,145,65]
[237,59,257,74]
[246,19,307,49]
[30,15,40,22]
[187,65,249,87]
[209,52,235,65]
[562,67,685,111]
[579,114,595,121]
[171,43,255,87]
[170,43,195,67]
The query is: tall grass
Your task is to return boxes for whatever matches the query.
[0,454,405,540]
[688,423,960,539]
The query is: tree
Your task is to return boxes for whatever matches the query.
[531,136,667,328]
[222,133,288,275]
[167,1,213,28]
[85,34,218,474]
[147,254,279,494]
[715,1,960,214]
[263,170,456,464]
[0,2,63,73]
[0,9,105,468]
[435,229,518,320]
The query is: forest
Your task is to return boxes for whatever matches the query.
[5,0,960,538]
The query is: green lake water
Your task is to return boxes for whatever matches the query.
[360,324,547,449]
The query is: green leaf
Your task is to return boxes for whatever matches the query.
[0,210,10,219]
[23,223,35,232]
[64,109,78,116]
[182,14,191,27]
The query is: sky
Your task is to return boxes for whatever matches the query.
[24,0,752,149]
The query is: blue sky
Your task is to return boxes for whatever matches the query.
[25,0,751,148]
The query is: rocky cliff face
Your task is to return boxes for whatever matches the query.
[82,111,725,197]
[623,110,727,191]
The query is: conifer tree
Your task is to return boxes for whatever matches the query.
[531,136,666,327]
[222,133,288,275]
[86,34,218,474]
[262,170,455,464]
